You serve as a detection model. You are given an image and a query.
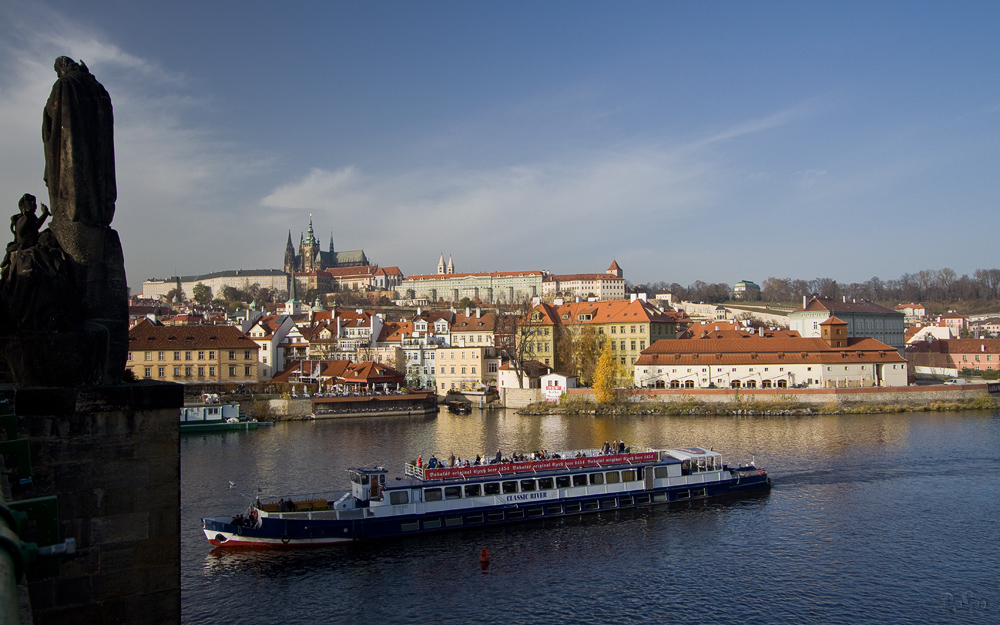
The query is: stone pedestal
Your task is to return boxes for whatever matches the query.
[13,382,182,625]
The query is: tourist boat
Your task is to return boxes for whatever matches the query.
[202,445,771,547]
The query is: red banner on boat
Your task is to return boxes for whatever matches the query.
[423,452,659,480]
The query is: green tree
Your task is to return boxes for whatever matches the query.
[593,340,617,404]
[191,282,212,305]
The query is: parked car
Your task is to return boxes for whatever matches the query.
[943,378,967,385]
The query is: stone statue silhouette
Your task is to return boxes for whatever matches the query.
[43,56,117,227]
[0,57,128,386]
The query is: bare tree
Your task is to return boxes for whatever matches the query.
[493,297,548,389]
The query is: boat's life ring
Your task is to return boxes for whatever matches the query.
[281,534,291,544]
[250,509,258,522]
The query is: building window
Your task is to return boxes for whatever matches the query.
[174,351,181,360]
[173,366,180,376]
[144,352,152,361]
[229,351,236,360]
[245,350,252,359]
[245,366,252,377]
[611,326,616,334]
[158,351,165,361]
[209,367,215,376]
[198,367,204,377]
[185,366,192,376]
[185,351,192,361]
[229,366,236,376]
[144,367,152,378]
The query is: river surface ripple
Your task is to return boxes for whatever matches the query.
[181,409,1000,625]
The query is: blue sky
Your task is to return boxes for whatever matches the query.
[1,1,997,293]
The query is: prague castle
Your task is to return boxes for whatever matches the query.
[284,216,370,273]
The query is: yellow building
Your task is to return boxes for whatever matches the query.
[435,346,491,394]
[525,296,678,372]
[127,319,259,384]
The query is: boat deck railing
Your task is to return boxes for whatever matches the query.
[404,448,661,481]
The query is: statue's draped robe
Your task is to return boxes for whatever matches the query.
[42,68,116,227]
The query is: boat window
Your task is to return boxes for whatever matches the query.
[350,472,360,485]
[556,476,571,489]
[589,473,604,485]
[501,481,518,494]
[464,484,482,497]
[621,470,636,482]
[537,477,554,490]
[483,482,500,495]
[520,479,536,492]
[681,460,691,476]
[572,474,588,487]
[605,472,620,484]
[444,486,462,500]
[424,488,443,502]
[654,466,668,479]
[389,491,409,505]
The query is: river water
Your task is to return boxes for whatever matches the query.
[181,409,999,624]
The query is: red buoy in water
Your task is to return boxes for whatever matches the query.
[480,548,490,569]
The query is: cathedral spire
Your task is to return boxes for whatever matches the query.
[306,214,316,244]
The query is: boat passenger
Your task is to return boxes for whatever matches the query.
[494,448,502,464]
[416,454,422,468]
[618,440,626,454]
[279,498,286,512]
[474,454,481,466]
[428,455,438,469]
[449,452,456,467]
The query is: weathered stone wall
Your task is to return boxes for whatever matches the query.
[501,388,542,408]
[14,382,183,625]
[566,384,992,405]
[264,398,314,418]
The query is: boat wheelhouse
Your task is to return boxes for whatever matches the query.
[203,446,770,547]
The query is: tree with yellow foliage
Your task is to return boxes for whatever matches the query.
[593,339,617,404]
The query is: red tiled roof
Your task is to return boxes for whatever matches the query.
[128,320,257,350]
[637,335,903,367]
[404,270,545,281]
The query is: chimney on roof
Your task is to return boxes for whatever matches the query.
[416,306,422,316]
[803,295,807,309]
[465,306,470,318]
[843,295,847,303]
[630,293,637,302]
[476,307,481,318]
[759,326,764,337]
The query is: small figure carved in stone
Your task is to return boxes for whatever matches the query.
[0,193,75,333]
[1,193,50,281]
